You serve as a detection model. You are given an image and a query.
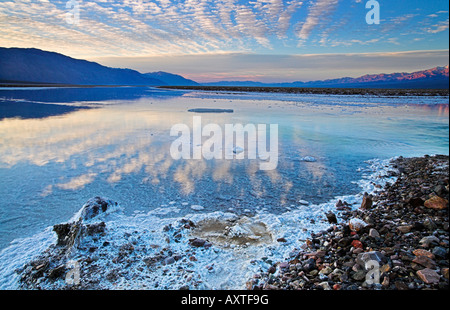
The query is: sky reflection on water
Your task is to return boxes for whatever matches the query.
[0,87,448,249]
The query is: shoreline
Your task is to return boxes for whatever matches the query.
[1,84,449,97]
[2,155,448,290]
[158,86,450,97]
[248,155,449,290]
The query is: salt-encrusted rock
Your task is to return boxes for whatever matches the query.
[80,196,115,221]
[318,281,331,290]
[190,205,204,211]
[53,219,83,248]
[299,156,316,162]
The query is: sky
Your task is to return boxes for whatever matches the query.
[0,0,449,82]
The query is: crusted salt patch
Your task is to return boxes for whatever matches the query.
[190,205,204,211]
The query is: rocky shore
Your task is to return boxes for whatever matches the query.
[13,155,448,290]
[248,155,449,290]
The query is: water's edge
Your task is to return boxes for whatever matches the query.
[0,157,399,290]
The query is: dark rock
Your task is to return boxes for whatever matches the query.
[53,219,83,249]
[119,243,134,256]
[85,222,106,235]
[325,212,338,224]
[423,218,437,231]
[352,270,366,281]
[394,281,409,290]
[432,246,448,259]
[48,265,66,280]
[268,266,276,274]
[303,258,316,272]
[360,193,373,210]
[189,238,207,247]
[408,197,424,208]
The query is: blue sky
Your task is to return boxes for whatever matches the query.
[0,0,449,82]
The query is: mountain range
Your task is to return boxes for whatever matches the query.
[0,47,198,86]
[0,47,448,89]
[203,66,449,89]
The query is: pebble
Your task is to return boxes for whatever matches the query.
[397,225,413,233]
[369,228,380,238]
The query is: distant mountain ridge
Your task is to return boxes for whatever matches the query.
[144,71,199,86]
[204,66,449,89]
[0,47,448,89]
[320,65,449,85]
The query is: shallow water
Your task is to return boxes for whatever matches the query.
[0,87,448,251]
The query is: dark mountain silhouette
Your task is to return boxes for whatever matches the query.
[0,47,164,85]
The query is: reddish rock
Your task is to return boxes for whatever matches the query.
[412,256,436,269]
[417,268,440,284]
[424,196,448,210]
[351,240,363,249]
[413,249,435,259]
[333,284,341,290]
